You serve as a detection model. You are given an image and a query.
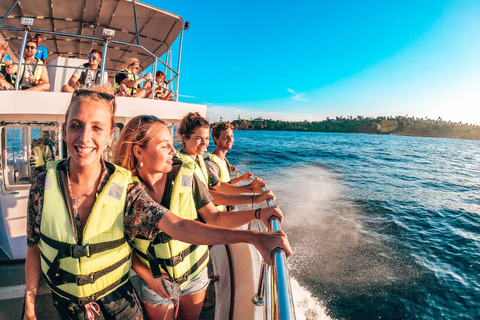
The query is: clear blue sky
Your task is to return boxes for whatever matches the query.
[148,0,480,125]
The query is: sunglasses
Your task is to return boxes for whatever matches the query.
[139,115,161,124]
[25,45,37,50]
[73,89,115,101]
[88,55,98,60]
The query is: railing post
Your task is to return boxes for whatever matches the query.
[99,38,109,86]
[15,30,29,91]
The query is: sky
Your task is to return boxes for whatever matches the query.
[147,0,480,125]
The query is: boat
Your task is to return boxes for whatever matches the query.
[0,1,295,319]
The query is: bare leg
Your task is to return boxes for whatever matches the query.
[177,289,207,320]
[144,301,175,320]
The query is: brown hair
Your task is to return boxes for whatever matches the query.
[177,112,209,140]
[26,38,38,46]
[65,85,117,132]
[113,115,166,175]
[211,122,234,142]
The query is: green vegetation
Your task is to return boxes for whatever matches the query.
[230,116,480,140]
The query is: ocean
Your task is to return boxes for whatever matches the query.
[221,130,480,320]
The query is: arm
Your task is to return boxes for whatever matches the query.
[157,211,292,265]
[25,65,50,91]
[197,202,283,229]
[4,59,17,75]
[230,171,253,185]
[131,254,171,298]
[209,189,275,206]
[212,179,264,194]
[24,245,41,320]
[67,75,79,88]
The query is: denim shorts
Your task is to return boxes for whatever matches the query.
[138,268,209,307]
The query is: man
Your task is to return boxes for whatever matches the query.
[1,38,50,91]
[34,33,48,64]
[204,122,263,211]
[61,49,108,92]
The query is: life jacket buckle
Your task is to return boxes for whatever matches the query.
[78,295,95,307]
[170,253,184,266]
[76,273,96,286]
[175,273,188,285]
[71,243,91,258]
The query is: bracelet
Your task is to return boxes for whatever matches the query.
[254,208,262,219]
[25,287,37,292]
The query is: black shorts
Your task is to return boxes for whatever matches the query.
[51,280,143,320]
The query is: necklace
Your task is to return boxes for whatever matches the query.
[71,178,98,203]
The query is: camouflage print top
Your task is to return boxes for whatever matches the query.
[26,159,169,247]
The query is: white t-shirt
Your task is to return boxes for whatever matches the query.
[72,65,108,87]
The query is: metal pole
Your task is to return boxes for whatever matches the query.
[0,0,20,27]
[15,30,29,91]
[99,38,109,86]
[132,0,140,45]
[151,59,157,100]
[175,24,186,102]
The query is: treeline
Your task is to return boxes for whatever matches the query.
[230,116,480,140]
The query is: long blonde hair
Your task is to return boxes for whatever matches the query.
[113,115,166,175]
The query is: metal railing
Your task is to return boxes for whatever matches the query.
[236,170,296,320]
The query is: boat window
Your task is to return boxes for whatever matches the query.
[2,125,59,189]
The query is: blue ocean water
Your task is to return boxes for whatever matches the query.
[221,131,480,320]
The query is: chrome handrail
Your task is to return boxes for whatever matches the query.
[235,170,296,320]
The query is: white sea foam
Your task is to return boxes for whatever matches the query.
[291,277,332,320]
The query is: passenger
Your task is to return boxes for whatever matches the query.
[113,115,291,320]
[205,121,261,211]
[28,139,46,178]
[114,57,152,98]
[23,87,291,320]
[2,38,50,91]
[62,49,108,92]
[153,71,174,100]
[176,112,274,207]
[0,41,10,80]
[34,33,48,64]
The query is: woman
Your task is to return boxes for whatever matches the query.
[176,112,274,207]
[114,115,290,320]
[114,57,152,98]
[24,88,291,320]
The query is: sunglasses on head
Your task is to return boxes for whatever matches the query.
[88,55,98,59]
[25,45,36,50]
[73,89,115,101]
[139,115,161,124]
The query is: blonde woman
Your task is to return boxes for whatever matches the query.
[114,115,291,320]
[114,57,152,97]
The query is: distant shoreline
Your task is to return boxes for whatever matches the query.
[227,116,480,141]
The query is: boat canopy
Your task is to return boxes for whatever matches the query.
[0,0,185,72]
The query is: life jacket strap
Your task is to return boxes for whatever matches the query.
[44,271,130,306]
[40,233,126,280]
[40,251,130,287]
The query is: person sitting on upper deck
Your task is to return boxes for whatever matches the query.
[114,57,152,98]
[0,42,11,79]
[34,33,48,64]
[61,49,108,92]
[153,71,174,100]
[1,38,50,91]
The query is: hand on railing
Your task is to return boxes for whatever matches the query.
[253,228,292,266]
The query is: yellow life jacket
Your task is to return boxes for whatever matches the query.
[203,152,232,211]
[114,69,138,95]
[174,151,209,187]
[38,160,132,304]
[8,57,42,88]
[131,166,209,289]
[30,145,45,168]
